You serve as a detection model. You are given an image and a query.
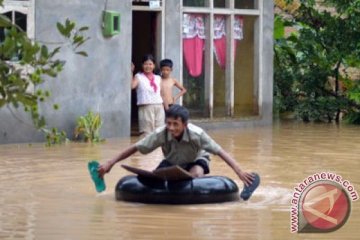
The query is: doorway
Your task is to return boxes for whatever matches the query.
[131,11,162,135]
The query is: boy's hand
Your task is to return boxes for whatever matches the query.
[238,171,255,187]
[98,161,114,178]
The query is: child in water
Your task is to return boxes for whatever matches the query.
[159,59,187,110]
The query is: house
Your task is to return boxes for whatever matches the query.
[0,0,274,143]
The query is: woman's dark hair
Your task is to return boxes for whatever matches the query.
[142,54,156,64]
[160,59,173,69]
[166,104,189,123]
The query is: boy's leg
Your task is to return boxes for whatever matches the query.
[155,159,173,170]
[184,158,210,178]
[156,158,209,178]
[188,165,205,178]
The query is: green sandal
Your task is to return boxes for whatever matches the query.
[88,160,106,192]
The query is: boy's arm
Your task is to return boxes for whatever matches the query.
[172,79,187,103]
[98,144,138,178]
[217,149,255,187]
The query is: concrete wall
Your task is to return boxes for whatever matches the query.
[0,0,132,143]
[259,0,274,123]
[164,1,181,88]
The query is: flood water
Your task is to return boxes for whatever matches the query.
[0,121,359,240]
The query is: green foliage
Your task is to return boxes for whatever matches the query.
[344,79,360,103]
[74,111,103,143]
[343,110,360,124]
[43,127,69,147]
[274,16,285,40]
[0,14,89,130]
[57,19,89,56]
[342,79,360,123]
[274,0,360,124]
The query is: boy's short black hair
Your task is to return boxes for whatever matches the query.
[160,59,173,69]
[166,104,189,123]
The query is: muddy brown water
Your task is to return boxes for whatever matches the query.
[0,122,359,240]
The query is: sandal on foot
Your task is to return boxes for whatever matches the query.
[240,173,260,201]
[88,160,106,192]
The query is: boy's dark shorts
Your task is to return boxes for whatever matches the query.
[156,157,210,174]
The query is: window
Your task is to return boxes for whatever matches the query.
[182,0,261,118]
[132,0,163,8]
[1,11,27,31]
[0,0,34,63]
[184,0,259,9]
[0,0,33,38]
[0,11,27,60]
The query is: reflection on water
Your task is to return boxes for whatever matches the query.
[0,122,359,240]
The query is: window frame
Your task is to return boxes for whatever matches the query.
[181,0,262,118]
[0,0,34,39]
[132,0,165,61]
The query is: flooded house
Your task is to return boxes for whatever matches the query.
[0,0,274,143]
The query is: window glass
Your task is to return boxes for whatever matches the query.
[3,11,12,21]
[213,57,226,117]
[235,0,257,9]
[213,15,227,117]
[15,11,27,32]
[234,15,258,116]
[0,12,13,43]
[182,13,207,117]
[183,0,208,7]
[214,0,226,8]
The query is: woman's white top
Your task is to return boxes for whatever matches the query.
[135,72,163,105]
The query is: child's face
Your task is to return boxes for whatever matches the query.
[160,66,172,78]
[142,60,155,73]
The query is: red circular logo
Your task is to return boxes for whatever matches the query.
[301,183,350,231]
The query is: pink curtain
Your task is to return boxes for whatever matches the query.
[183,37,204,77]
[182,14,205,77]
[213,37,227,69]
[213,15,244,69]
[182,14,244,75]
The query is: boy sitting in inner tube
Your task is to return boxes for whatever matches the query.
[98,104,260,200]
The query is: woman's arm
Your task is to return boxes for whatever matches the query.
[131,75,139,89]
[131,64,139,89]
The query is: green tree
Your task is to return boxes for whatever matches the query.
[0,0,89,130]
[274,0,360,123]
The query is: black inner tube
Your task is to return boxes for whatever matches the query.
[115,175,240,204]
